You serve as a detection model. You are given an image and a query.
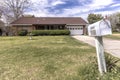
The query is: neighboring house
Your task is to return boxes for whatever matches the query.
[11,16,88,35]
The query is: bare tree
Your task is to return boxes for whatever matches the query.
[0,10,1,14]
[0,0,33,36]
[0,0,32,23]
[108,12,120,32]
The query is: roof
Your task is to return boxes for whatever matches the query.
[11,17,88,25]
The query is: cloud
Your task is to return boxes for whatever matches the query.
[51,0,66,6]
[90,0,113,7]
[29,0,120,21]
[111,4,120,7]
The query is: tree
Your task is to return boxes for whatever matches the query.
[108,12,120,32]
[116,13,120,32]
[87,13,103,24]
[0,11,2,18]
[0,0,32,23]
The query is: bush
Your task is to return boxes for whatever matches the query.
[78,55,120,80]
[105,54,120,72]
[18,29,28,36]
[31,30,70,36]
[99,54,120,80]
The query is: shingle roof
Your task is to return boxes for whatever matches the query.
[11,17,88,25]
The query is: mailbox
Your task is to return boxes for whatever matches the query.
[88,19,112,36]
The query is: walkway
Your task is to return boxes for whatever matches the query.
[72,36,120,58]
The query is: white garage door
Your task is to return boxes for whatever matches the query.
[67,26,83,35]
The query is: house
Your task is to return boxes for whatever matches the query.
[11,16,88,35]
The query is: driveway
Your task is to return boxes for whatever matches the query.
[72,36,120,58]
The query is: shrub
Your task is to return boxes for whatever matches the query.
[77,55,120,80]
[31,30,70,36]
[105,54,120,72]
[99,54,120,80]
[18,29,28,36]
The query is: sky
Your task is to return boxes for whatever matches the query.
[3,0,120,21]
[27,0,120,21]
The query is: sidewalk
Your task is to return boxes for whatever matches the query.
[72,36,120,58]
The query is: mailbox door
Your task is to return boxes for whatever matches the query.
[99,20,112,36]
[88,26,96,36]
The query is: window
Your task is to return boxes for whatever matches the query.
[22,27,28,30]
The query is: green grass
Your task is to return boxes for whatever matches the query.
[0,36,119,80]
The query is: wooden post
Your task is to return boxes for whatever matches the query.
[95,36,107,75]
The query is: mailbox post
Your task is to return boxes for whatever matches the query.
[88,18,112,75]
[95,36,107,74]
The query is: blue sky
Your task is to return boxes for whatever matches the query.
[28,0,120,21]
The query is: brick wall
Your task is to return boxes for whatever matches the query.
[12,26,35,35]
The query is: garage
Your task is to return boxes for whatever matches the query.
[67,25,84,35]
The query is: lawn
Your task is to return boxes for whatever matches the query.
[104,32,120,40]
[0,36,119,80]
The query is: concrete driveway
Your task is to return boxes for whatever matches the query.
[72,36,120,58]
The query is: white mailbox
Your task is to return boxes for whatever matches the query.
[88,19,112,36]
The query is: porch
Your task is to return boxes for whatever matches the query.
[33,24,66,30]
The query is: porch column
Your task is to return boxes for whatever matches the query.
[44,25,47,30]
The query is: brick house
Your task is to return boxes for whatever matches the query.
[11,16,88,35]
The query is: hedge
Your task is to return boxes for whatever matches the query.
[31,30,70,36]
[18,29,28,36]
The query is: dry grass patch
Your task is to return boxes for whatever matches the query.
[104,33,120,40]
